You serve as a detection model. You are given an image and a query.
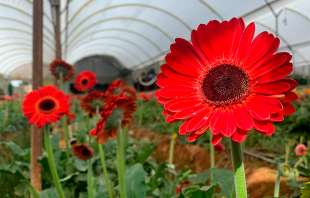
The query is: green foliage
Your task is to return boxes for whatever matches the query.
[301,182,310,198]
[126,163,147,198]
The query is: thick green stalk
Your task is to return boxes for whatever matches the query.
[168,133,177,164]
[230,140,247,198]
[209,139,215,183]
[116,128,127,198]
[273,166,281,198]
[99,144,114,198]
[44,128,65,198]
[87,160,95,198]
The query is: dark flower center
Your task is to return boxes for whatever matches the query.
[81,78,89,85]
[81,147,91,156]
[202,64,248,105]
[55,65,68,77]
[39,98,56,113]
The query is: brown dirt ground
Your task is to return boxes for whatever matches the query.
[131,127,307,198]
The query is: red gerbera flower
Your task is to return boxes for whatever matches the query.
[22,85,70,128]
[295,144,307,156]
[156,18,297,145]
[49,59,74,82]
[139,92,154,101]
[90,92,136,143]
[81,90,106,116]
[71,140,94,160]
[106,79,137,100]
[74,70,96,92]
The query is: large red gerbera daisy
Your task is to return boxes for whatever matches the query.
[22,85,70,128]
[80,90,106,116]
[74,70,96,92]
[49,59,74,82]
[156,18,297,145]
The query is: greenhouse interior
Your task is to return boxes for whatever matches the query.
[1,0,310,197]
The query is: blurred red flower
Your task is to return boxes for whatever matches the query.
[91,92,136,144]
[175,180,191,194]
[71,141,93,160]
[106,79,136,100]
[81,90,106,116]
[49,59,74,81]
[139,92,153,101]
[22,85,69,128]
[214,143,225,152]
[295,144,308,156]
[156,18,297,145]
[74,70,96,92]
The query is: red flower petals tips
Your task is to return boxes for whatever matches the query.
[49,59,74,81]
[156,17,297,144]
[81,90,106,116]
[22,85,70,128]
[74,70,96,92]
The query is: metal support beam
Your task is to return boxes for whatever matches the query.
[31,0,43,191]
[51,0,62,59]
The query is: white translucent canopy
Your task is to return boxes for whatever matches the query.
[0,0,309,79]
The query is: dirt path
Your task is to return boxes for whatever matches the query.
[131,127,297,198]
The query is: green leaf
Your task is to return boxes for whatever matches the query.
[209,168,234,198]
[126,163,146,198]
[182,185,216,198]
[301,182,310,198]
[40,188,58,198]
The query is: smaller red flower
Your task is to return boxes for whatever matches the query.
[91,92,136,143]
[22,85,69,128]
[71,140,94,160]
[106,79,137,100]
[74,71,96,92]
[65,111,76,124]
[49,59,74,81]
[295,144,308,156]
[214,143,225,152]
[139,92,153,101]
[81,90,106,116]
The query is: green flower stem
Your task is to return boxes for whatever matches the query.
[209,135,215,183]
[98,144,114,198]
[230,140,247,198]
[273,166,281,198]
[87,160,95,198]
[168,133,177,164]
[116,127,127,198]
[61,118,70,153]
[44,127,65,198]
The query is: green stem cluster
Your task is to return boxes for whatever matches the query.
[99,144,114,198]
[44,128,65,198]
[116,128,127,198]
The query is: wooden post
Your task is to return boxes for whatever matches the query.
[31,0,43,191]
[52,0,62,59]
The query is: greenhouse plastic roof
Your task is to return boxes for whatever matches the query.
[0,0,310,79]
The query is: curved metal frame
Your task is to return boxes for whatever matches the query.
[68,28,162,53]
[0,36,54,52]
[65,3,192,35]
[68,36,153,60]
[67,17,173,50]
[0,2,54,40]
[0,27,54,50]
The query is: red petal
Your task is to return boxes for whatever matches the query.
[255,63,293,84]
[173,105,208,120]
[253,80,291,95]
[164,97,202,112]
[156,86,196,98]
[253,120,275,135]
[283,103,295,116]
[178,109,210,135]
[212,110,237,137]
[271,112,284,122]
[234,106,254,130]
[211,134,223,145]
[231,129,248,143]
[235,22,255,63]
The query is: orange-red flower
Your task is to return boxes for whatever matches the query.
[49,59,74,82]
[156,18,297,145]
[90,92,136,144]
[139,92,154,101]
[22,85,70,128]
[74,71,96,92]
[80,90,106,116]
[71,140,93,160]
[106,79,136,100]
[295,144,307,156]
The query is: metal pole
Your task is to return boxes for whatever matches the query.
[53,0,62,59]
[31,0,44,191]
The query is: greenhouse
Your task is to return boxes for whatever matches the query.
[0,0,310,197]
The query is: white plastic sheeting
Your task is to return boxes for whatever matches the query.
[0,0,309,78]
